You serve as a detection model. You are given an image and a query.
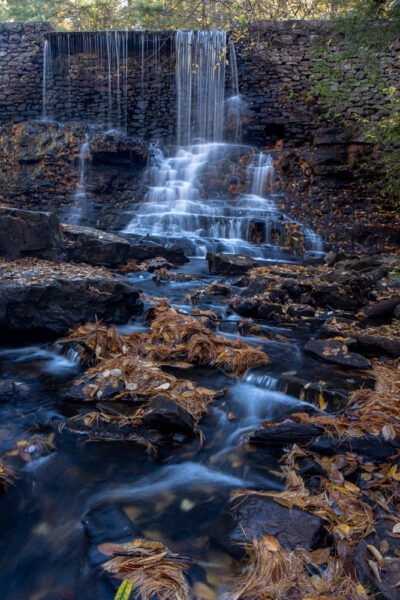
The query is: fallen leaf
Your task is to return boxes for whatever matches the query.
[262,535,280,552]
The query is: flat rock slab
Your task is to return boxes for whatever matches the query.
[354,517,400,600]
[0,205,64,261]
[207,252,257,275]
[304,339,371,369]
[354,333,400,358]
[62,224,131,267]
[229,495,325,551]
[0,258,142,333]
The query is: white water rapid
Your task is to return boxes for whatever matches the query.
[124,30,323,260]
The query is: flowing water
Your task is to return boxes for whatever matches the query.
[0,29,337,599]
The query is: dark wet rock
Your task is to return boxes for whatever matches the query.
[258,302,284,320]
[325,251,349,266]
[288,303,315,318]
[234,276,250,288]
[0,262,142,334]
[206,252,256,275]
[206,283,232,296]
[312,284,364,311]
[83,504,136,544]
[364,267,388,286]
[309,433,400,461]
[0,379,30,402]
[250,421,399,460]
[62,224,131,267]
[229,495,325,551]
[250,421,325,447]
[141,396,195,435]
[233,298,260,317]
[83,504,138,567]
[359,296,400,324]
[304,339,371,369]
[0,206,64,261]
[282,278,312,298]
[340,257,383,272]
[353,333,400,358]
[239,279,270,298]
[129,242,188,265]
[144,257,174,272]
[354,517,400,600]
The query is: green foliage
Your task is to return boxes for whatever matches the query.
[114,579,133,600]
[311,0,400,205]
[0,1,366,30]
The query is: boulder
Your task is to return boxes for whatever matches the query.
[141,396,195,435]
[129,242,188,265]
[0,206,64,261]
[0,259,142,333]
[62,224,131,267]
[207,252,256,275]
[229,495,325,551]
[304,339,371,369]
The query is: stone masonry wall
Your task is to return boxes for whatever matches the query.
[0,22,51,123]
[0,21,399,147]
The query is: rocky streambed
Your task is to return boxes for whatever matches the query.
[0,206,399,600]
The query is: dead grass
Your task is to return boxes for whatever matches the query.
[231,536,371,600]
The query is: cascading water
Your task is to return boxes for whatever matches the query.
[124,31,323,259]
[176,30,226,145]
[65,136,90,224]
[42,39,49,121]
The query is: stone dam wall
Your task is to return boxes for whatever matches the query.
[1,20,399,146]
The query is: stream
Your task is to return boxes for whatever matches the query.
[0,28,367,600]
[0,256,367,600]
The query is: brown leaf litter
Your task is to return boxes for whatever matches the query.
[99,538,191,600]
[261,361,400,441]
[61,302,268,379]
[59,302,268,435]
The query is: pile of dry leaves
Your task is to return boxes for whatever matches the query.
[60,302,268,436]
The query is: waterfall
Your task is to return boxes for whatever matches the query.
[43,31,133,132]
[65,137,90,224]
[225,39,245,144]
[229,39,239,97]
[123,31,325,259]
[249,153,275,196]
[176,31,226,145]
[76,136,90,201]
[42,39,49,121]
